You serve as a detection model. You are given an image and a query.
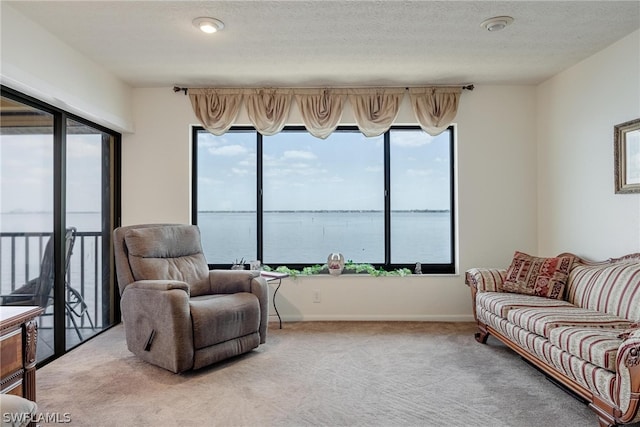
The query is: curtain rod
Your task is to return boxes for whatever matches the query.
[172,84,474,95]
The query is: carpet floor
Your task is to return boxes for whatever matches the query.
[35,321,616,426]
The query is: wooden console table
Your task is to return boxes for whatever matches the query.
[1,306,43,401]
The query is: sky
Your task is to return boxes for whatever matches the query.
[197,128,452,211]
[1,126,452,217]
[1,133,103,214]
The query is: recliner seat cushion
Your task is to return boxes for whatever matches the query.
[190,293,260,349]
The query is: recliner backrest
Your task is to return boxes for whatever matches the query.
[115,224,210,296]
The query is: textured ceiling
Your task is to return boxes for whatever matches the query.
[5,1,640,88]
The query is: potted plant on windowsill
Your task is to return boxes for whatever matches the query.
[231,258,245,270]
[262,262,412,278]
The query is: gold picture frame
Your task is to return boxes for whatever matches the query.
[614,118,640,194]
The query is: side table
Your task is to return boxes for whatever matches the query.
[260,271,289,329]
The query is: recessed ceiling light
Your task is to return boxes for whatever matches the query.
[193,17,225,34]
[480,16,514,32]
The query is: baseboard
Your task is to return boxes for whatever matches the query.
[277,314,476,322]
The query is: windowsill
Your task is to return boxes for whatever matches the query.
[278,273,461,279]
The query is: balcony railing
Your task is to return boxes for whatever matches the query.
[0,231,105,331]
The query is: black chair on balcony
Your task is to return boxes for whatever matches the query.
[0,227,94,340]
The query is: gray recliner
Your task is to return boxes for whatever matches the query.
[113,224,268,373]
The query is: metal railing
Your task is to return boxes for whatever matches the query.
[0,231,104,330]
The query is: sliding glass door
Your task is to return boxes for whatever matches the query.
[0,88,120,363]
[65,118,118,349]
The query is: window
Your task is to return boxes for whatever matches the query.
[193,126,455,274]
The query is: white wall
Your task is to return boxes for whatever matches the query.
[0,3,133,133]
[122,85,537,321]
[537,30,640,260]
[8,3,636,321]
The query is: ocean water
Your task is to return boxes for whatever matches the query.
[1,212,103,292]
[197,211,452,265]
[1,212,105,328]
[1,210,451,287]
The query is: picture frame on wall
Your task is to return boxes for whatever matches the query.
[614,118,640,194]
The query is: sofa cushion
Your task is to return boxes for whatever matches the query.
[548,327,622,372]
[477,306,619,404]
[507,306,632,338]
[477,292,575,318]
[502,251,574,299]
[565,257,640,322]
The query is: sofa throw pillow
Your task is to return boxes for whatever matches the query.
[502,251,574,300]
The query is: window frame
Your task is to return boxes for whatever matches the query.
[192,125,455,274]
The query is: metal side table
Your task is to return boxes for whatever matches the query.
[260,271,289,329]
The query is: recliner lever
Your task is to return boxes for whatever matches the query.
[144,329,156,351]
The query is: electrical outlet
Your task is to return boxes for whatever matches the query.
[313,290,321,303]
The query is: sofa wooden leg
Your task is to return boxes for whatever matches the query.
[596,416,616,427]
[474,323,489,344]
[589,399,618,427]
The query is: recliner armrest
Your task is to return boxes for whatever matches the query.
[127,280,190,295]
[120,279,194,373]
[208,269,260,294]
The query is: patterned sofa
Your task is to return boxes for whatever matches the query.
[466,252,640,427]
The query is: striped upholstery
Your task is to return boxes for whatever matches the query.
[465,268,506,292]
[507,306,632,338]
[543,341,617,405]
[469,254,640,421]
[477,292,574,318]
[548,327,622,372]
[477,305,617,406]
[565,257,640,321]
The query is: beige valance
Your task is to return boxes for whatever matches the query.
[188,88,243,136]
[295,89,346,139]
[186,85,468,138]
[409,87,462,136]
[348,88,405,137]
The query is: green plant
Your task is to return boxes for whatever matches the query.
[273,265,301,277]
[262,262,413,277]
[301,264,326,275]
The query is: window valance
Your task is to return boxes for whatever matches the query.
[186,85,470,138]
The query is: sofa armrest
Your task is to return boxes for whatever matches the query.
[465,268,506,292]
[614,330,640,423]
